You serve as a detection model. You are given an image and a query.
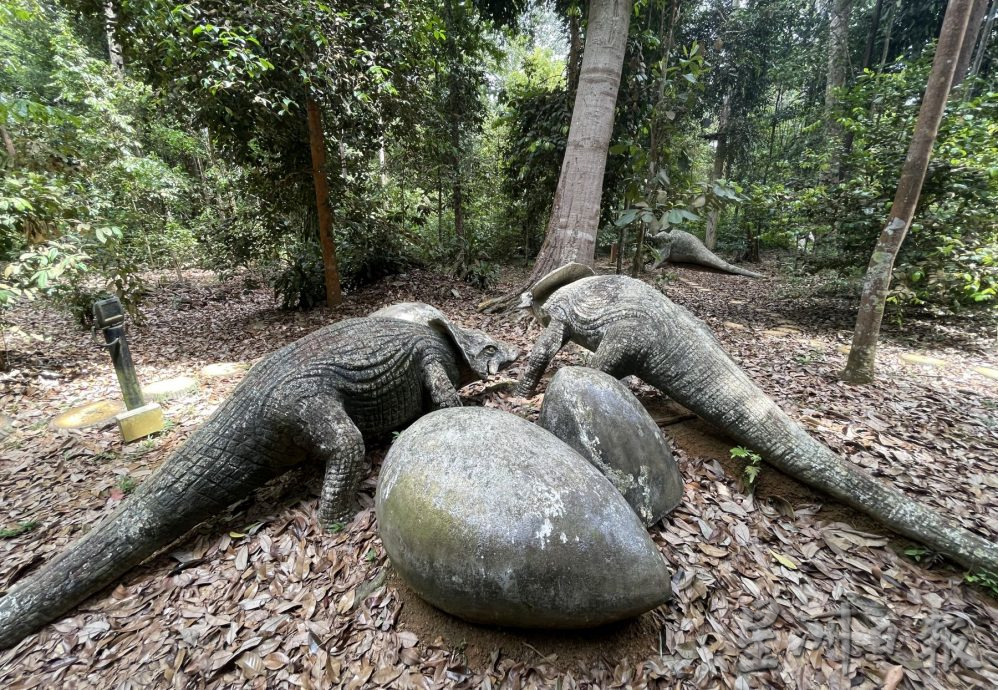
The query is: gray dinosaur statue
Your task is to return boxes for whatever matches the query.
[514,266,998,574]
[650,229,765,278]
[0,310,517,650]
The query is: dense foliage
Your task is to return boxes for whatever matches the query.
[1,0,995,330]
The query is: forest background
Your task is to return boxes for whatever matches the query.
[1,0,996,337]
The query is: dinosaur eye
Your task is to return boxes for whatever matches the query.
[482,345,497,356]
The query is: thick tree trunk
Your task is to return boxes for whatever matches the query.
[104,1,124,73]
[954,0,990,86]
[842,0,973,384]
[704,94,731,250]
[305,98,342,307]
[526,0,633,283]
[824,0,853,181]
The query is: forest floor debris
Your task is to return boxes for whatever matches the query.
[1,260,996,689]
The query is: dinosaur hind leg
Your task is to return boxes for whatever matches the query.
[295,397,366,529]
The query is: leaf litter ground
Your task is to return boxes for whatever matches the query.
[1,260,996,689]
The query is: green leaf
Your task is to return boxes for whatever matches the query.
[615,208,640,227]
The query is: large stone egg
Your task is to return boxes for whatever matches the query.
[376,407,671,629]
[538,366,683,526]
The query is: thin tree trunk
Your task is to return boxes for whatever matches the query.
[879,0,902,71]
[968,0,996,81]
[104,1,124,73]
[630,224,646,276]
[761,85,783,185]
[954,0,990,86]
[305,97,342,307]
[824,0,853,181]
[0,126,14,162]
[842,0,973,384]
[453,176,465,268]
[862,0,885,70]
[526,0,633,283]
[616,227,625,274]
[705,94,731,250]
[842,0,886,172]
[437,168,443,245]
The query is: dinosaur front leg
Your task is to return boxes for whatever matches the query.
[588,337,633,379]
[514,319,570,397]
[295,397,366,528]
[422,359,462,408]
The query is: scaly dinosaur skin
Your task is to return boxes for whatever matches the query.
[0,314,516,650]
[650,229,765,279]
[515,274,998,574]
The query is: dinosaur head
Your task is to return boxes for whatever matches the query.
[370,302,518,381]
[440,323,520,379]
[519,262,596,324]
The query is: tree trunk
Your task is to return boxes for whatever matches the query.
[843,0,886,172]
[967,0,996,81]
[0,125,14,162]
[305,97,342,307]
[453,175,465,267]
[954,0,990,86]
[630,224,646,277]
[104,1,124,73]
[824,0,853,181]
[842,0,973,384]
[524,0,633,284]
[450,89,466,269]
[704,94,731,250]
[862,0,886,71]
[879,0,902,70]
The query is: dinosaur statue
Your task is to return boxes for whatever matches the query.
[649,229,765,278]
[514,266,998,574]
[0,311,517,650]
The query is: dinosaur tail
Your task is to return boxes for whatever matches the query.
[0,424,283,650]
[644,313,998,573]
[686,246,765,279]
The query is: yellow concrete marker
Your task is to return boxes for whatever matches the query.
[723,321,747,331]
[972,365,998,381]
[899,353,947,368]
[836,344,851,354]
[116,403,165,442]
[142,376,198,402]
[199,362,248,378]
[52,399,126,429]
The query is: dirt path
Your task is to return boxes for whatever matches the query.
[1,263,995,689]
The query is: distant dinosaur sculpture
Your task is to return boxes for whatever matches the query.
[514,266,997,575]
[649,229,765,278]
[0,310,518,650]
